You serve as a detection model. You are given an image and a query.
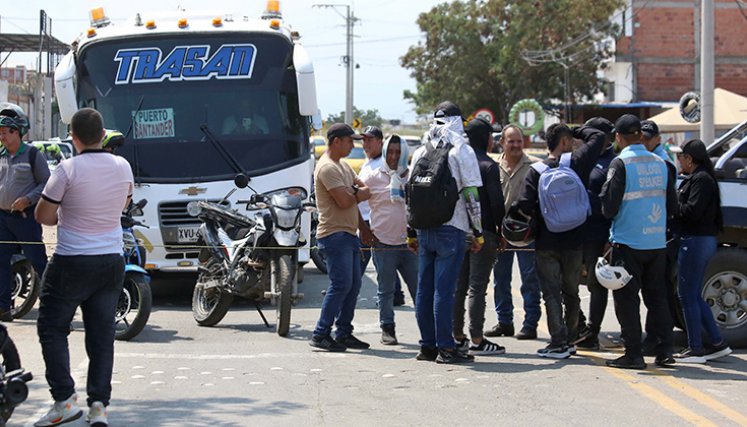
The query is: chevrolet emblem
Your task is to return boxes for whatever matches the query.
[179,186,207,196]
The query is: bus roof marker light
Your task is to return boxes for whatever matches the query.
[269,19,281,30]
[89,7,111,28]
[262,0,282,20]
[86,28,97,38]
[212,17,223,27]
[178,18,188,29]
[145,20,157,30]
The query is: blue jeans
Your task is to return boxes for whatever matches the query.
[37,254,124,406]
[372,243,418,326]
[313,232,362,339]
[678,235,722,350]
[0,209,48,311]
[415,226,466,349]
[492,244,541,329]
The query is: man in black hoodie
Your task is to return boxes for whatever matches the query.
[512,123,605,359]
[453,118,506,356]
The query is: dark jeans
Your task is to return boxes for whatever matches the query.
[492,244,541,329]
[0,209,48,310]
[678,235,722,350]
[313,232,362,339]
[415,226,466,349]
[535,249,583,347]
[611,244,673,358]
[372,243,418,326]
[37,254,124,406]
[582,240,610,335]
[454,231,499,339]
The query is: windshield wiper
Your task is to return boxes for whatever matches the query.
[125,96,145,185]
[199,124,244,175]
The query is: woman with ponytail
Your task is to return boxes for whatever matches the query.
[672,138,731,363]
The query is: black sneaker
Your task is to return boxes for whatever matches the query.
[469,339,506,356]
[336,334,370,350]
[674,347,706,364]
[416,346,438,361]
[536,344,571,359]
[655,354,676,367]
[485,323,514,337]
[309,335,347,352]
[393,295,406,307]
[572,324,593,345]
[703,341,732,361]
[436,348,474,364]
[381,325,398,346]
[606,354,647,370]
[515,327,537,340]
[455,337,470,352]
[576,334,600,350]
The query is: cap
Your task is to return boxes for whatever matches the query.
[614,114,641,135]
[584,117,615,136]
[640,120,660,138]
[434,101,462,119]
[465,117,493,143]
[362,125,383,139]
[327,123,363,141]
[670,138,708,163]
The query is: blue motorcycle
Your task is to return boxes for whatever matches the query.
[115,199,152,341]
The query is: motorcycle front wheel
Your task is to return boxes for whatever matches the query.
[192,271,233,326]
[10,261,39,320]
[114,272,152,341]
[0,328,22,424]
[274,254,294,337]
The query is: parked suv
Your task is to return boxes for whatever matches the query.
[693,120,747,347]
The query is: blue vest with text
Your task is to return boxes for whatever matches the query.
[610,145,668,250]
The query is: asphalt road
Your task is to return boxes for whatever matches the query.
[5,262,747,427]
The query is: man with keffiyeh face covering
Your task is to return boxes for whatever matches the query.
[361,135,419,345]
[406,101,484,364]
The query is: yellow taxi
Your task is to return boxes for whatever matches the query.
[341,142,366,174]
[311,136,326,159]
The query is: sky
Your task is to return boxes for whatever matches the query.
[1,0,447,124]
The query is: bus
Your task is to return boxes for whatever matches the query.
[54,2,318,274]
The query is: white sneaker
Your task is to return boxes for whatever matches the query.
[87,401,108,427]
[34,393,83,427]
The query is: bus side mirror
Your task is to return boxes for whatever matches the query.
[55,52,78,124]
[293,43,318,117]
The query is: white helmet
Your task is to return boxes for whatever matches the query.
[595,257,632,290]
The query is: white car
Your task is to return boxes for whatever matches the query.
[31,139,74,170]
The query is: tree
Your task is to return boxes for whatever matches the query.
[401,0,623,124]
[326,107,384,128]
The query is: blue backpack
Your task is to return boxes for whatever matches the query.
[531,153,590,233]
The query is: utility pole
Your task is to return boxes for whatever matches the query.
[700,0,714,143]
[313,4,357,124]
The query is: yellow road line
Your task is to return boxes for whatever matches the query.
[652,372,747,426]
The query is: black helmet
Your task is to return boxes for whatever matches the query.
[0,103,30,137]
[501,213,535,247]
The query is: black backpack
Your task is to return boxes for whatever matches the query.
[406,140,459,229]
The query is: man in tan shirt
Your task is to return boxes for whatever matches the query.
[486,125,542,340]
[310,123,372,352]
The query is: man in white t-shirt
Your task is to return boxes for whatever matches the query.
[357,126,384,275]
[34,108,133,427]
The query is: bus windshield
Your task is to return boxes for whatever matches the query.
[75,33,309,183]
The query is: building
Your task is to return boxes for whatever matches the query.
[605,0,747,104]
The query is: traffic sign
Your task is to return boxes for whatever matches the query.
[473,108,495,124]
[352,118,362,129]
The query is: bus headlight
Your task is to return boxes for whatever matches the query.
[186,201,201,217]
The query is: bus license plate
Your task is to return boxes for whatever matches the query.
[177,226,200,243]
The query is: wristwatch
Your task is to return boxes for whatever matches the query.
[351,184,360,195]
